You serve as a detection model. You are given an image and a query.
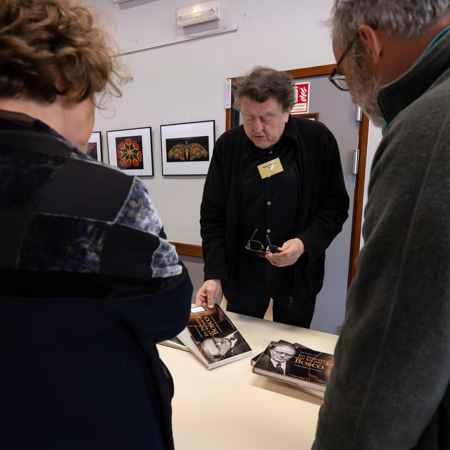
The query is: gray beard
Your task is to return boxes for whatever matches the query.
[351,64,385,128]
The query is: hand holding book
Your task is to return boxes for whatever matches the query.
[177,304,252,370]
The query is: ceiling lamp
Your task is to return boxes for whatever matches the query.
[176,1,220,27]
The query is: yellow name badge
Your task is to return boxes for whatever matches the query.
[257,157,284,179]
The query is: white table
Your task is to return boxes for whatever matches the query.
[158,312,338,450]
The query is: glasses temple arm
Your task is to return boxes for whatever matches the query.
[248,229,258,242]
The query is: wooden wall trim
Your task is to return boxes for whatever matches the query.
[226,64,335,86]
[170,241,203,258]
[286,64,335,79]
[347,113,369,287]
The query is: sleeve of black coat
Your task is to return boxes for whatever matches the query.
[199,134,230,282]
[295,122,349,265]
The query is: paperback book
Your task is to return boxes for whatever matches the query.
[252,340,334,398]
[159,336,190,352]
[177,304,252,370]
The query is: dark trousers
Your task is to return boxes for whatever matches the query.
[226,291,316,328]
[224,248,317,328]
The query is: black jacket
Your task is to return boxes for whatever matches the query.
[0,111,193,450]
[200,115,349,301]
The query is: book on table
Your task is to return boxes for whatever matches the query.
[159,336,190,352]
[251,340,334,399]
[177,304,252,370]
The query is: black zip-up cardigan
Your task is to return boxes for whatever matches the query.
[200,115,349,303]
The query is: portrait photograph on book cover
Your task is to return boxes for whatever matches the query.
[187,306,251,363]
[252,340,334,396]
[107,127,154,177]
[160,120,215,176]
[177,304,252,370]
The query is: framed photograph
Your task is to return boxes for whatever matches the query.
[88,131,102,162]
[160,120,215,176]
[292,112,319,121]
[107,127,153,177]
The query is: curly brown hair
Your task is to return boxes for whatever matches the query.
[233,66,296,113]
[0,0,130,105]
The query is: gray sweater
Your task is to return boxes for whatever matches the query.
[313,31,450,449]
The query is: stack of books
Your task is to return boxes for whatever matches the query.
[162,304,252,370]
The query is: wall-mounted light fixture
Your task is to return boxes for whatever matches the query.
[176,0,220,27]
[113,0,134,4]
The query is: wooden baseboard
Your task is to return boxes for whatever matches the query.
[170,241,203,258]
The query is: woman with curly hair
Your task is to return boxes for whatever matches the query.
[0,1,192,449]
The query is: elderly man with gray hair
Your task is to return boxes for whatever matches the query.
[314,1,450,448]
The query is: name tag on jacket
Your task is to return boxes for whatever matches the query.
[257,157,284,179]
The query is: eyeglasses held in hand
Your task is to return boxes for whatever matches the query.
[245,229,281,257]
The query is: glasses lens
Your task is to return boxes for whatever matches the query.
[331,75,349,91]
[247,240,264,252]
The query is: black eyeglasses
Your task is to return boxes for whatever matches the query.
[329,36,358,91]
[245,229,280,257]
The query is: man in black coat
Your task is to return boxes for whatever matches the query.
[196,67,349,328]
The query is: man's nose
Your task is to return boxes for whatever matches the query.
[253,118,264,132]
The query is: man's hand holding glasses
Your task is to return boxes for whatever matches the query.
[245,229,305,267]
[244,229,281,256]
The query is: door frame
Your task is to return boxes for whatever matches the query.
[225,64,369,288]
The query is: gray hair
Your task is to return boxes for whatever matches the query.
[233,66,296,113]
[330,0,450,48]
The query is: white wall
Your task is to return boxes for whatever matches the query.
[81,0,382,333]
[83,0,336,243]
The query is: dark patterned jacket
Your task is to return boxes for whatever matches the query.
[0,111,192,450]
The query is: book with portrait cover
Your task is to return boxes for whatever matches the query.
[177,304,252,370]
[252,340,334,398]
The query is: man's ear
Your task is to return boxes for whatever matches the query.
[358,24,382,64]
[283,105,293,123]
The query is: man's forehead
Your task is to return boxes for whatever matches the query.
[240,96,282,114]
[274,345,295,353]
[242,110,276,116]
